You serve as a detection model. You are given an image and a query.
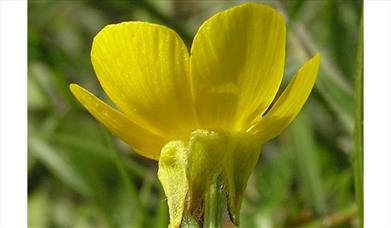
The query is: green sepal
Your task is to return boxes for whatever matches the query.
[181,212,200,228]
[224,133,262,226]
[158,130,261,227]
[158,141,189,228]
[186,129,234,222]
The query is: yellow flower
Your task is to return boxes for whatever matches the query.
[70,2,320,227]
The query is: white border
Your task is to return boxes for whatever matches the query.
[0,0,28,227]
[364,0,391,227]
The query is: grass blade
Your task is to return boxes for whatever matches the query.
[354,14,363,227]
[290,111,326,216]
[29,135,89,195]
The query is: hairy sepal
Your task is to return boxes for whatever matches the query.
[158,130,261,227]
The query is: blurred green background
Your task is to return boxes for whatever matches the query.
[28,0,362,227]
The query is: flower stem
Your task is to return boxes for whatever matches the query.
[203,177,225,228]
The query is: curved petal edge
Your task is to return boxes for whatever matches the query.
[250,53,321,142]
[70,84,167,160]
[91,22,197,140]
[190,2,286,131]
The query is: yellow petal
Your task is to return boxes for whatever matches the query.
[190,3,286,131]
[70,84,166,160]
[91,22,197,140]
[250,53,321,142]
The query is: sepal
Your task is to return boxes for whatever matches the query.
[224,133,262,225]
[158,141,189,228]
[186,129,234,221]
[158,130,261,227]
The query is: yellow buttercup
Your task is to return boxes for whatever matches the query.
[70,2,320,227]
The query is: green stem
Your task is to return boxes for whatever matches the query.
[204,178,225,228]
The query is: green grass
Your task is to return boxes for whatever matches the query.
[354,13,363,227]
